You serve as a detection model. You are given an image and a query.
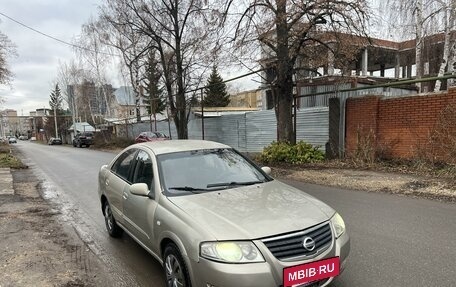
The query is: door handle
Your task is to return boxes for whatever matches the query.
[105,180,109,186]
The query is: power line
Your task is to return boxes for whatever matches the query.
[0,11,119,57]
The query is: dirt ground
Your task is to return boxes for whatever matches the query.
[0,168,113,287]
[272,166,456,202]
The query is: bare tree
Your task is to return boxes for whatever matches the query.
[434,0,456,91]
[56,59,86,127]
[95,10,149,123]
[76,19,114,117]
[0,29,16,90]
[99,0,225,139]
[227,0,369,143]
[383,0,446,92]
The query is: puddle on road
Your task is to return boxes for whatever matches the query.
[41,181,59,199]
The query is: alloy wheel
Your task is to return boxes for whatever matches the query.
[165,254,186,287]
[104,204,113,231]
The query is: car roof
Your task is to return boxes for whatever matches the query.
[136,140,230,155]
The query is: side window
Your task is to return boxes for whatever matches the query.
[111,149,137,182]
[132,150,154,192]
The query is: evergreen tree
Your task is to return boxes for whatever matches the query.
[143,55,166,115]
[202,66,230,107]
[49,84,63,115]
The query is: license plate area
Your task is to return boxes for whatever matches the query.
[283,257,339,287]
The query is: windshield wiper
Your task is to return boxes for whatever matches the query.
[168,186,209,194]
[206,180,264,188]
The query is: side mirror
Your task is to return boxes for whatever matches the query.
[261,166,272,175]
[130,183,150,197]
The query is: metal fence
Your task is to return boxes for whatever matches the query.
[122,107,329,153]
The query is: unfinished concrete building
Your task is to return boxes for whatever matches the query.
[261,31,455,109]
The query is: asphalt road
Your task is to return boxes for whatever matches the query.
[14,141,456,287]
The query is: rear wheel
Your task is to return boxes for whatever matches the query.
[163,244,191,287]
[103,201,123,237]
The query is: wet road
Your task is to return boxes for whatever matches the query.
[16,141,166,287]
[14,141,456,287]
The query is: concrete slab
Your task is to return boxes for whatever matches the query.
[0,168,14,195]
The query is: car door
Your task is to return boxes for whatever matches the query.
[105,148,138,226]
[123,149,159,248]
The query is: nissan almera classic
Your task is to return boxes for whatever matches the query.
[98,140,349,287]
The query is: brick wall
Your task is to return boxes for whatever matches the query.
[345,87,456,159]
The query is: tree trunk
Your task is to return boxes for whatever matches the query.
[434,5,452,91]
[275,0,295,144]
[415,0,423,92]
[449,41,456,87]
[173,1,188,139]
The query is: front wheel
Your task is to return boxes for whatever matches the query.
[104,201,123,237]
[163,244,191,287]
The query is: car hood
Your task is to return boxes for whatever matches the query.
[167,180,335,240]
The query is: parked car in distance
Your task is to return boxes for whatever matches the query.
[8,137,17,144]
[18,135,28,140]
[73,132,93,148]
[48,137,62,145]
[135,131,169,143]
[30,137,37,141]
[98,140,349,287]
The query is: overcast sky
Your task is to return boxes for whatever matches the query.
[0,0,102,115]
[0,0,260,115]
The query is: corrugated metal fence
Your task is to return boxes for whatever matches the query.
[122,107,329,153]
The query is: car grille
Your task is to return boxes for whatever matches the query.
[261,222,332,261]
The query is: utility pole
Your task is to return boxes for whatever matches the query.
[0,113,3,138]
[53,105,58,138]
[201,89,205,140]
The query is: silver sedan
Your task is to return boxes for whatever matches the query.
[98,140,350,287]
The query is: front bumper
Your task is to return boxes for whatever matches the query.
[189,230,350,287]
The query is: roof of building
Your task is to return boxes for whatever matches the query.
[104,113,168,124]
[68,122,95,132]
[192,107,260,118]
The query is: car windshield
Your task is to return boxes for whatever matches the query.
[157,148,270,195]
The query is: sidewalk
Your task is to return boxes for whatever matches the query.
[0,167,112,287]
[273,166,456,202]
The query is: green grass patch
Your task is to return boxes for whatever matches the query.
[0,153,26,169]
[0,143,27,169]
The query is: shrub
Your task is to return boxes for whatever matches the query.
[258,141,325,164]
[0,143,9,154]
[93,135,135,149]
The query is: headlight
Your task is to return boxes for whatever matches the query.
[200,241,264,263]
[331,212,346,238]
